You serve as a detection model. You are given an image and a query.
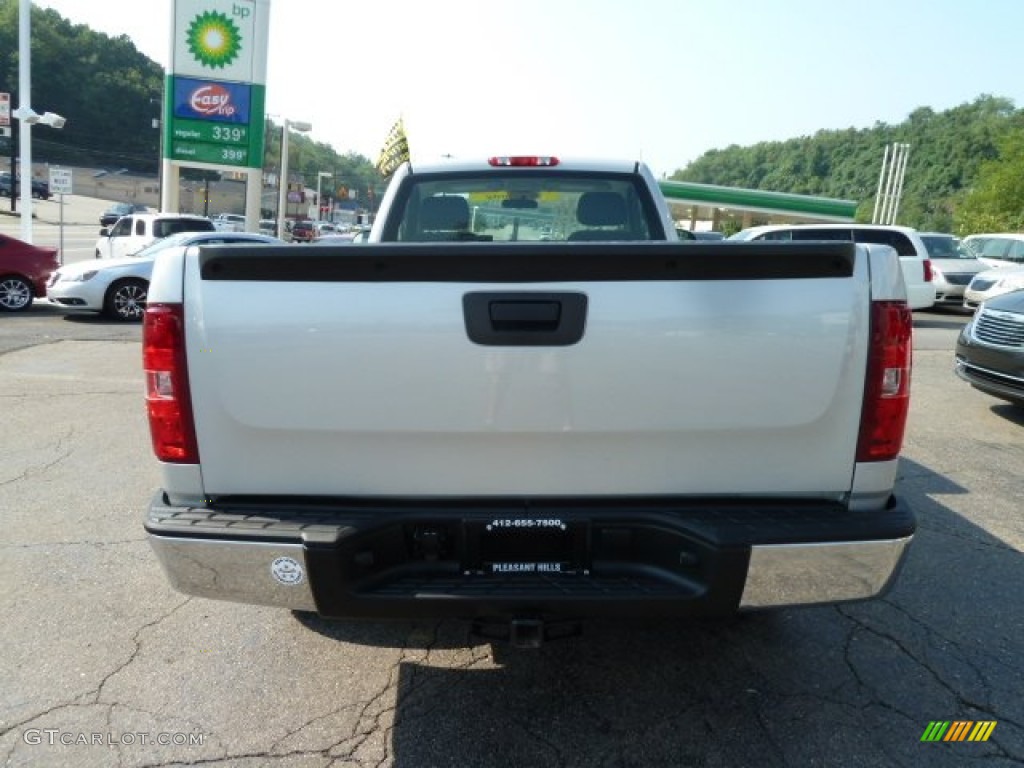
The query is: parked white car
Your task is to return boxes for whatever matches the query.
[963,266,1024,309]
[95,213,215,259]
[729,223,936,310]
[962,233,1024,269]
[53,231,282,321]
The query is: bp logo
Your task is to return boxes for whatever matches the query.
[187,11,242,69]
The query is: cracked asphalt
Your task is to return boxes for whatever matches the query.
[0,306,1021,768]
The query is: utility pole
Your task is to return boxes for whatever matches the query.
[8,124,17,213]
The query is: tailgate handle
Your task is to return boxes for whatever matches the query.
[489,300,561,332]
[464,292,587,346]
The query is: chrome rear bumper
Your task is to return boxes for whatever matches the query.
[146,493,914,618]
[740,537,911,608]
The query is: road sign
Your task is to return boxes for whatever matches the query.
[50,168,73,195]
[0,92,10,127]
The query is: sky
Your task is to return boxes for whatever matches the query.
[29,0,1024,179]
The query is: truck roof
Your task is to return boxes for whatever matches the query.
[405,157,644,175]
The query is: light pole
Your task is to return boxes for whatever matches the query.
[276,118,312,239]
[316,171,332,222]
[14,0,66,243]
[12,107,65,243]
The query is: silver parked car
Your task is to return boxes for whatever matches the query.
[49,231,283,321]
[955,288,1024,406]
[918,233,988,308]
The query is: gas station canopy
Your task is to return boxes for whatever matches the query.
[660,179,858,226]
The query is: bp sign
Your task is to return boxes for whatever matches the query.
[165,0,268,171]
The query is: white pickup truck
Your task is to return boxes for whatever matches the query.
[143,157,915,644]
[95,213,215,259]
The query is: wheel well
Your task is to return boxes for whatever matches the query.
[105,276,148,298]
[0,273,35,295]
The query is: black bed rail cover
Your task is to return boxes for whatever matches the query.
[197,241,856,283]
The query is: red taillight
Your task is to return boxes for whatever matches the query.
[488,156,559,167]
[856,301,912,462]
[922,258,933,283]
[143,303,199,463]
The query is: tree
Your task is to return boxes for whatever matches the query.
[669,95,1021,233]
[954,122,1024,233]
[0,1,163,170]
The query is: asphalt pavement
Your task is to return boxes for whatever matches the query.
[0,234,1021,767]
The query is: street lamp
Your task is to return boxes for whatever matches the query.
[276,118,312,239]
[316,171,332,222]
[14,0,66,243]
[12,106,66,243]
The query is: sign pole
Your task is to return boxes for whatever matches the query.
[58,192,64,264]
[48,167,72,262]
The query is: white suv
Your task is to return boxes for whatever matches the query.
[95,213,215,259]
[729,224,937,310]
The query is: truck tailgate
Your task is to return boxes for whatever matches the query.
[184,242,867,498]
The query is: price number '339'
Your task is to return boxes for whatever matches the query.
[211,125,246,143]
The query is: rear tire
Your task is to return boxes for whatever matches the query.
[104,278,148,321]
[0,275,33,312]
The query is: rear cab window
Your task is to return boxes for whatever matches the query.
[154,218,216,238]
[379,171,667,242]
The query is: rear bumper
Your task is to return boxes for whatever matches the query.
[145,493,914,619]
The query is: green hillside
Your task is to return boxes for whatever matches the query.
[670,95,1024,233]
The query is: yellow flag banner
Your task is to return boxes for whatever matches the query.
[376,118,410,177]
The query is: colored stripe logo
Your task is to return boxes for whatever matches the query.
[921,721,997,742]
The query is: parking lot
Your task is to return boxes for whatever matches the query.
[1,205,1022,767]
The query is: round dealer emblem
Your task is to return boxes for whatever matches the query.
[270,557,304,586]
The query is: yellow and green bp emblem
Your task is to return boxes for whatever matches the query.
[187,11,242,69]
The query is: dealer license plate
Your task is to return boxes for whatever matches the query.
[465,517,588,575]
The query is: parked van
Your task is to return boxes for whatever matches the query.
[961,233,1024,270]
[729,224,936,310]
